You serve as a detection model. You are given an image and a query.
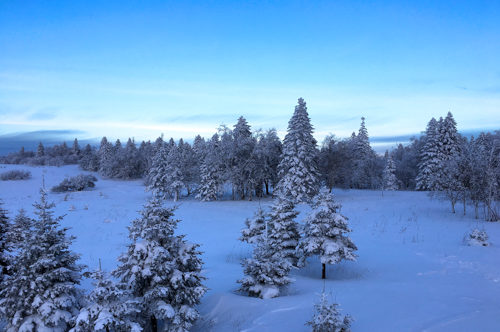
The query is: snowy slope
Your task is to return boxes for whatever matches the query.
[1,164,499,331]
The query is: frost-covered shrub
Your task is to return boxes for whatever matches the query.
[307,293,352,332]
[51,174,98,192]
[0,170,31,181]
[466,228,489,247]
[238,237,292,299]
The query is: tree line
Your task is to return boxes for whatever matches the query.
[1,99,498,220]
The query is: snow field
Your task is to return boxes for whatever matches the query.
[1,164,499,331]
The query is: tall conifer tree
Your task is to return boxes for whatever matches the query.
[276,98,320,202]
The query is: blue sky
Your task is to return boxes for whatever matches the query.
[0,0,499,146]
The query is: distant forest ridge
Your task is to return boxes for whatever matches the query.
[0,127,491,156]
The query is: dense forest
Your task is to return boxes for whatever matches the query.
[1,99,499,220]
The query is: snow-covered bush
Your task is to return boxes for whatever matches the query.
[240,208,267,244]
[238,237,292,299]
[72,270,142,332]
[306,293,352,332]
[466,228,489,247]
[0,170,31,181]
[51,174,98,192]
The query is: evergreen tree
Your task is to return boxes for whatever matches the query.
[0,200,10,282]
[0,189,83,331]
[147,145,170,200]
[238,236,292,299]
[240,208,267,244]
[433,112,461,192]
[231,116,257,200]
[7,208,31,248]
[306,293,352,332]
[383,155,399,191]
[276,98,320,203]
[354,117,370,159]
[113,198,206,332]
[196,161,221,201]
[72,138,80,156]
[98,137,114,178]
[178,140,199,196]
[196,134,224,201]
[37,142,45,158]
[79,144,99,172]
[72,270,142,332]
[165,144,184,201]
[121,138,142,179]
[298,190,357,279]
[416,117,440,190]
[267,196,300,266]
[351,117,381,189]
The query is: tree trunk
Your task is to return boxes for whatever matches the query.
[475,203,479,219]
[451,200,455,214]
[151,315,158,332]
[265,181,269,195]
[322,263,326,279]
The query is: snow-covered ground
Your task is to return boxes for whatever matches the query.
[1,164,499,332]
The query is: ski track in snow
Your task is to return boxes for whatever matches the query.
[1,164,499,331]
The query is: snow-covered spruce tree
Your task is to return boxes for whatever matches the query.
[178,140,199,196]
[259,129,282,195]
[72,138,80,156]
[354,117,370,160]
[37,142,45,158]
[351,117,381,189]
[306,292,352,332]
[147,144,171,200]
[231,116,257,200]
[240,208,267,244]
[72,269,142,332]
[7,208,32,248]
[168,144,185,201]
[276,98,320,203]
[196,134,224,201]
[79,144,99,172]
[98,137,115,178]
[299,189,357,279]
[433,112,461,192]
[383,155,398,191]
[0,189,83,332]
[267,196,301,266]
[0,200,10,282]
[238,235,292,299]
[197,160,220,201]
[475,132,500,221]
[416,117,440,190]
[113,198,206,332]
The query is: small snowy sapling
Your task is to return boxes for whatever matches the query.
[306,292,352,332]
[299,189,357,279]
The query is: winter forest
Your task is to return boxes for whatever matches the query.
[0,97,499,331]
[2,98,499,220]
